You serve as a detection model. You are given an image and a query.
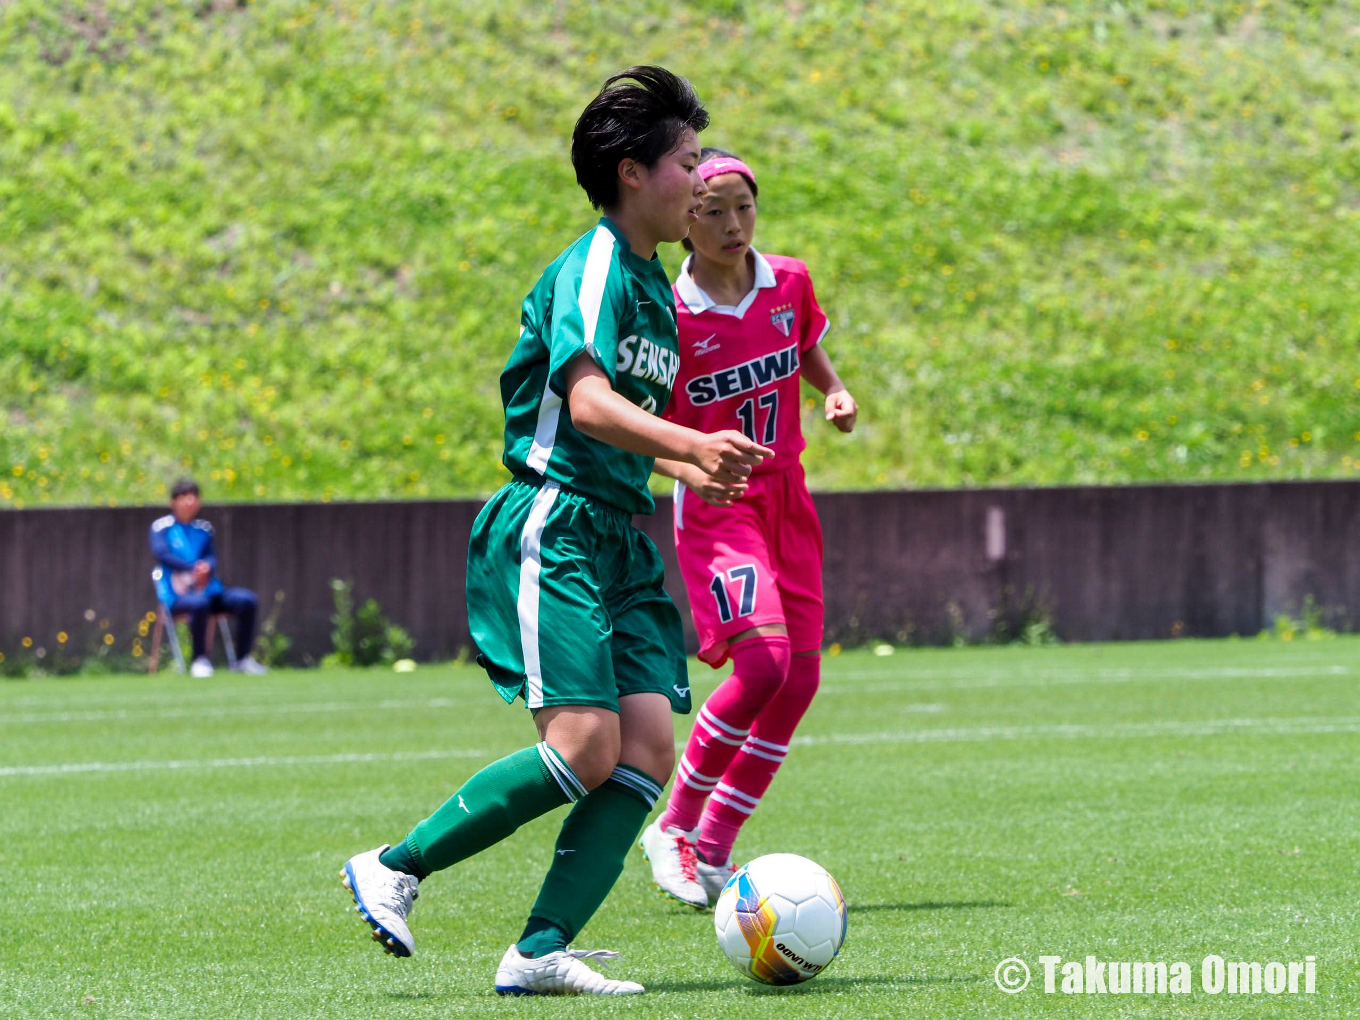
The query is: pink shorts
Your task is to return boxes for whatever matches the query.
[673,463,825,667]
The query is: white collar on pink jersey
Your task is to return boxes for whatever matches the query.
[675,248,777,318]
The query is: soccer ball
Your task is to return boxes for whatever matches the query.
[713,853,847,985]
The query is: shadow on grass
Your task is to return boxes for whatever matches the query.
[648,974,986,994]
[850,900,1010,912]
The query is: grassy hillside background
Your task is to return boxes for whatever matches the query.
[1,0,1358,508]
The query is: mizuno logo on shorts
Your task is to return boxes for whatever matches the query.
[673,684,690,697]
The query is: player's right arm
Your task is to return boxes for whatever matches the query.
[565,355,771,484]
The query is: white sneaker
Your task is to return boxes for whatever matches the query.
[231,655,268,675]
[696,854,738,907]
[190,657,213,678]
[494,944,643,995]
[341,845,419,957]
[638,819,707,909]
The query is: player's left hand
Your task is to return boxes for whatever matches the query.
[825,388,857,433]
[688,474,749,509]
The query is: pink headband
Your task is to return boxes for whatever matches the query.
[699,157,756,186]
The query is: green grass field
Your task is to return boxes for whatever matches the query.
[4,1,1360,509]
[3,638,1357,1017]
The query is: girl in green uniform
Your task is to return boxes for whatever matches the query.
[341,66,771,996]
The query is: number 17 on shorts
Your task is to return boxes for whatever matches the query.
[709,564,760,624]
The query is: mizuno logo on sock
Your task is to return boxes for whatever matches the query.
[458,795,469,813]
[556,849,576,855]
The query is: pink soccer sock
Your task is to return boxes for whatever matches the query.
[658,635,791,834]
[698,653,821,865]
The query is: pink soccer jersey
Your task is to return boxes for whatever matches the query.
[665,251,829,474]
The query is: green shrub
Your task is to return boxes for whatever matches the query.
[1260,594,1336,642]
[253,589,292,667]
[325,578,414,668]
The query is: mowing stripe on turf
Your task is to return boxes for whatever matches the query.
[6,715,1360,778]
[4,664,1347,723]
[820,663,1351,694]
[0,747,493,777]
[0,696,464,726]
[793,715,1360,746]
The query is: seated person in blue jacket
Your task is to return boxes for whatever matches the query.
[150,477,267,677]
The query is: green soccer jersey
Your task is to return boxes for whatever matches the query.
[501,217,681,515]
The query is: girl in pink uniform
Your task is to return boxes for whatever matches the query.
[641,149,857,908]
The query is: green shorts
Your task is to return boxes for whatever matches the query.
[467,478,691,715]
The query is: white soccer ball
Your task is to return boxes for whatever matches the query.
[713,852,847,985]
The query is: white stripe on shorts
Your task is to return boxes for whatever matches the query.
[518,482,561,710]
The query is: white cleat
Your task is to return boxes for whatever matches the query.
[340,845,419,958]
[494,944,644,995]
[695,854,738,907]
[189,657,214,678]
[230,655,268,675]
[638,819,707,909]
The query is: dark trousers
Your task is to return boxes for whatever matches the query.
[172,588,257,660]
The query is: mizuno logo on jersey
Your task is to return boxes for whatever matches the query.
[692,333,721,356]
[684,343,800,406]
[616,334,679,390]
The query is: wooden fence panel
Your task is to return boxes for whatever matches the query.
[1,481,1355,663]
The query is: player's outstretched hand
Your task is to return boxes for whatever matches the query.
[692,430,773,485]
[686,473,750,509]
[825,388,858,433]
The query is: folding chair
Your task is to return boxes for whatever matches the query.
[147,570,237,674]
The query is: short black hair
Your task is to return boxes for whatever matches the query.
[170,478,200,499]
[682,147,757,252]
[572,65,709,210]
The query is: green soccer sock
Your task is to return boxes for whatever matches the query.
[516,763,664,954]
[380,742,586,878]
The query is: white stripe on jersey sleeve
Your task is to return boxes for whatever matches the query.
[525,232,616,475]
[524,321,561,474]
[525,381,562,474]
[577,226,617,365]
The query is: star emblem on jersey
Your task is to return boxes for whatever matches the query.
[770,303,795,337]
